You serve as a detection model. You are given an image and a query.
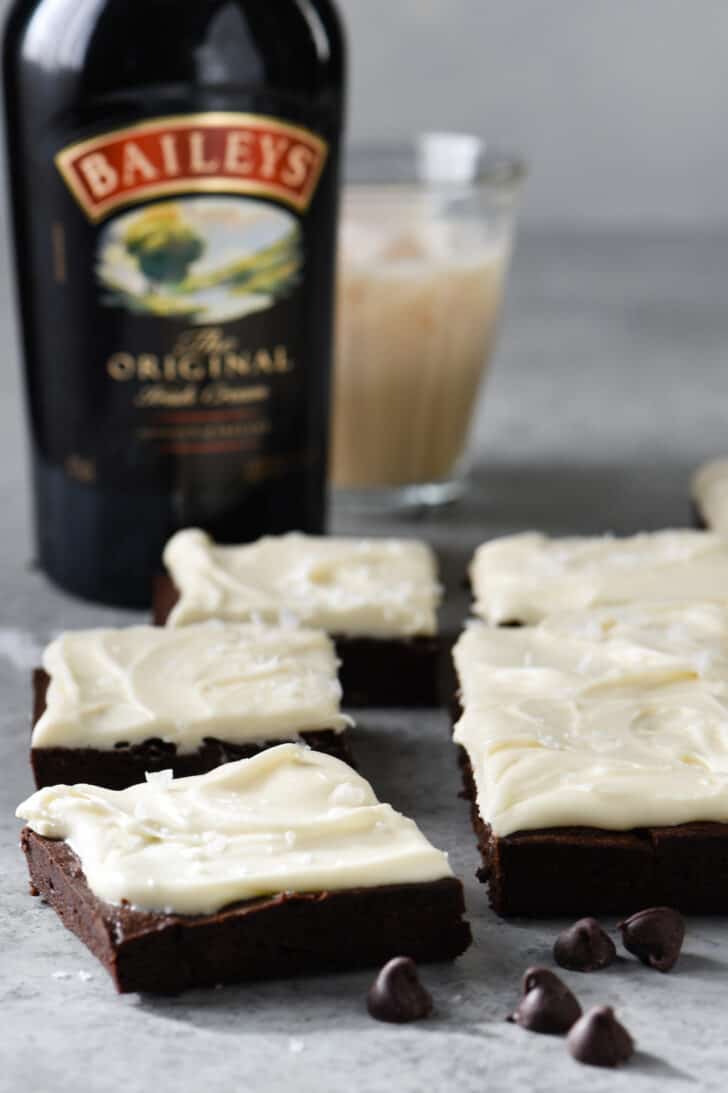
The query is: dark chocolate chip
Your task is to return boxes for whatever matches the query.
[367,957,433,1023]
[508,967,582,1034]
[618,907,685,972]
[554,917,617,972]
[567,1006,635,1068]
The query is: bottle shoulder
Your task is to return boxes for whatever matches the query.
[4,0,345,111]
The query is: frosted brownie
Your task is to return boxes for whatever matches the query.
[17,744,471,993]
[692,458,728,533]
[31,623,352,790]
[155,528,443,706]
[470,529,728,625]
[452,604,728,915]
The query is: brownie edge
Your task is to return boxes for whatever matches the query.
[21,829,472,994]
[458,747,728,916]
[31,669,355,791]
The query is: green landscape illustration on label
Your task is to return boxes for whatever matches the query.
[96,196,303,324]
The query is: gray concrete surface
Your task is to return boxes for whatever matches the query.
[2,230,728,1092]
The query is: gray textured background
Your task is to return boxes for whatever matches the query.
[1,0,728,228]
[2,3,728,1092]
[338,0,728,228]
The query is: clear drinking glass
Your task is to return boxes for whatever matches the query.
[330,133,525,511]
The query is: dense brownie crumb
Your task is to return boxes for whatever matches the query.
[456,742,728,916]
[21,829,472,994]
[31,669,355,791]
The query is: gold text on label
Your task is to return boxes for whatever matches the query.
[56,113,328,221]
[108,345,294,383]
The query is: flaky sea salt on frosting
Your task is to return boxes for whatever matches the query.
[453,604,728,836]
[17,744,453,914]
[32,623,348,752]
[470,529,728,625]
[163,528,440,636]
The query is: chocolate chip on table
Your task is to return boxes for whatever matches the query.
[554,917,617,972]
[567,1006,635,1068]
[618,907,685,972]
[367,957,434,1024]
[508,967,582,1034]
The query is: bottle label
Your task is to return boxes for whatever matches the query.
[43,111,334,518]
[56,113,328,221]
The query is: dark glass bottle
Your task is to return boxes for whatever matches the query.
[3,0,346,606]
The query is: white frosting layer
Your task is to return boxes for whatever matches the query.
[163,528,440,637]
[33,624,348,752]
[692,458,728,533]
[471,529,728,625]
[17,744,453,914]
[453,604,728,836]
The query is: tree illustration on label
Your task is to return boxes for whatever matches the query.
[124,205,205,292]
[97,196,303,324]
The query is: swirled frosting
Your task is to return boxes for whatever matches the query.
[163,528,440,636]
[454,603,728,836]
[471,529,728,625]
[17,744,453,914]
[32,623,348,752]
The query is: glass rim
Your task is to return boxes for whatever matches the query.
[343,133,527,192]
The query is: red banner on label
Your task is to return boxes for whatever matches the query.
[56,113,328,222]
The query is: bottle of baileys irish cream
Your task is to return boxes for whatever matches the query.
[3,0,346,606]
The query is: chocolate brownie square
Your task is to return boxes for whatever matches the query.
[156,524,444,708]
[18,745,471,992]
[469,529,728,626]
[21,832,470,994]
[452,608,728,915]
[32,669,354,790]
[156,572,440,707]
[31,623,353,790]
